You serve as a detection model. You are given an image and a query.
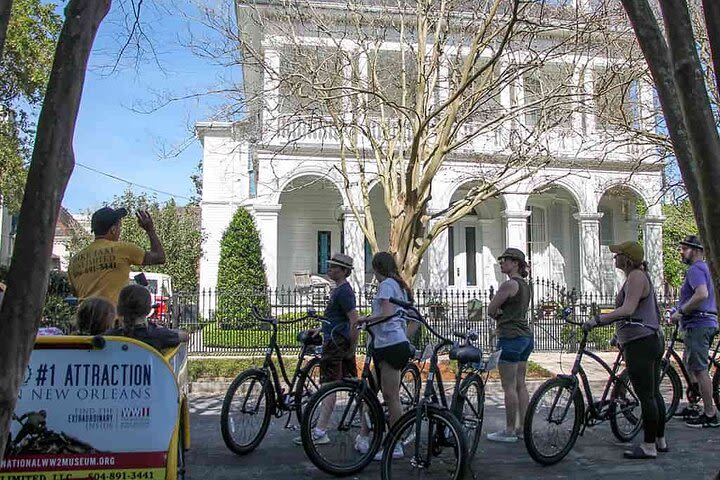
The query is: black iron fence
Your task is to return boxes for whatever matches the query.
[162,278,678,356]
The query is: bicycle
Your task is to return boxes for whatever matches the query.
[300,309,418,475]
[381,297,498,479]
[523,306,644,466]
[659,320,720,419]
[220,307,324,455]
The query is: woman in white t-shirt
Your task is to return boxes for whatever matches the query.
[355,251,414,459]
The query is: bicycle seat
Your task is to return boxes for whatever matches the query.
[297,330,323,346]
[449,345,482,364]
[452,331,479,342]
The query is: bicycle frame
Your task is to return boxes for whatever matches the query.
[663,323,720,381]
[552,327,627,427]
[255,313,322,414]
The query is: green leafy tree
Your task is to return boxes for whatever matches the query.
[662,200,698,289]
[215,207,268,330]
[67,189,203,291]
[0,0,61,211]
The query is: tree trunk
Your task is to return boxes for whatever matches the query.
[0,0,11,59]
[621,0,720,294]
[0,0,111,462]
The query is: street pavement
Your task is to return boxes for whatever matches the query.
[186,382,720,480]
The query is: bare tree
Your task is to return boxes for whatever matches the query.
[619,0,720,287]
[0,0,110,462]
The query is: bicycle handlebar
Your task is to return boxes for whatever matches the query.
[250,305,328,326]
[388,297,451,344]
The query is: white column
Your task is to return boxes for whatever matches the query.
[342,209,365,293]
[263,49,280,138]
[642,215,666,294]
[427,213,449,290]
[253,204,282,289]
[502,210,531,251]
[573,212,603,293]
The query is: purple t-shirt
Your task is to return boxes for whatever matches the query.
[679,260,718,329]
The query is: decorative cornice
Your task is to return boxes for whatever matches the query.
[641,215,666,225]
[573,212,604,222]
[502,210,532,220]
[252,203,283,214]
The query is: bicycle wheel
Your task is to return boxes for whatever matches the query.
[400,363,421,412]
[294,357,321,424]
[177,416,186,480]
[659,360,681,420]
[712,365,720,410]
[381,405,468,480]
[220,369,273,455]
[523,377,583,466]
[609,369,643,443]
[301,380,384,476]
[455,373,484,460]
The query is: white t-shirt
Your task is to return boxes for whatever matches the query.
[370,278,409,349]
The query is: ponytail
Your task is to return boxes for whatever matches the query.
[390,273,414,303]
[372,251,414,303]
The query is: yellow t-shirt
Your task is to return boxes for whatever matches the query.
[68,239,145,305]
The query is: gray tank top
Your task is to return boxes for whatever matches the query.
[615,270,660,346]
[496,277,533,339]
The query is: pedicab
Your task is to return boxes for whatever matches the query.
[1,335,189,480]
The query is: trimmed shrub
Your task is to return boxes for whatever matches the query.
[215,207,269,329]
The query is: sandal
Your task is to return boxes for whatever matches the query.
[623,444,657,459]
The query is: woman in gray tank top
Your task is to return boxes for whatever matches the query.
[486,248,534,443]
[583,241,666,459]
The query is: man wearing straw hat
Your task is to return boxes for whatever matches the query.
[294,253,359,445]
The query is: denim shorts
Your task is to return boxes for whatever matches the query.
[497,335,534,363]
[682,326,717,372]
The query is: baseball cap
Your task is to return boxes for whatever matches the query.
[498,247,526,263]
[327,253,354,270]
[609,241,644,263]
[91,207,129,234]
[679,234,703,250]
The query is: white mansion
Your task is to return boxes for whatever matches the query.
[197,0,665,296]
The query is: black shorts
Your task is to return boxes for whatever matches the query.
[372,341,412,371]
[320,336,357,383]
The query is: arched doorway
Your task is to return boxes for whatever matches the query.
[277,175,344,288]
[447,183,506,289]
[526,185,581,288]
[597,185,646,294]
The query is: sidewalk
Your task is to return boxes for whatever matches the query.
[531,350,621,382]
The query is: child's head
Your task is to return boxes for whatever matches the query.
[75,297,116,335]
[117,284,152,325]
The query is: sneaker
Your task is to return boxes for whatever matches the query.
[486,430,518,443]
[373,443,404,461]
[293,427,330,445]
[685,413,720,428]
[674,405,701,419]
[354,435,370,454]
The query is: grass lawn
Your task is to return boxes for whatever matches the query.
[202,322,303,349]
[188,355,552,382]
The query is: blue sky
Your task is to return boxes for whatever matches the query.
[60,2,234,212]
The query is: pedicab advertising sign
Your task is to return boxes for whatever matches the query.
[0,337,179,480]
